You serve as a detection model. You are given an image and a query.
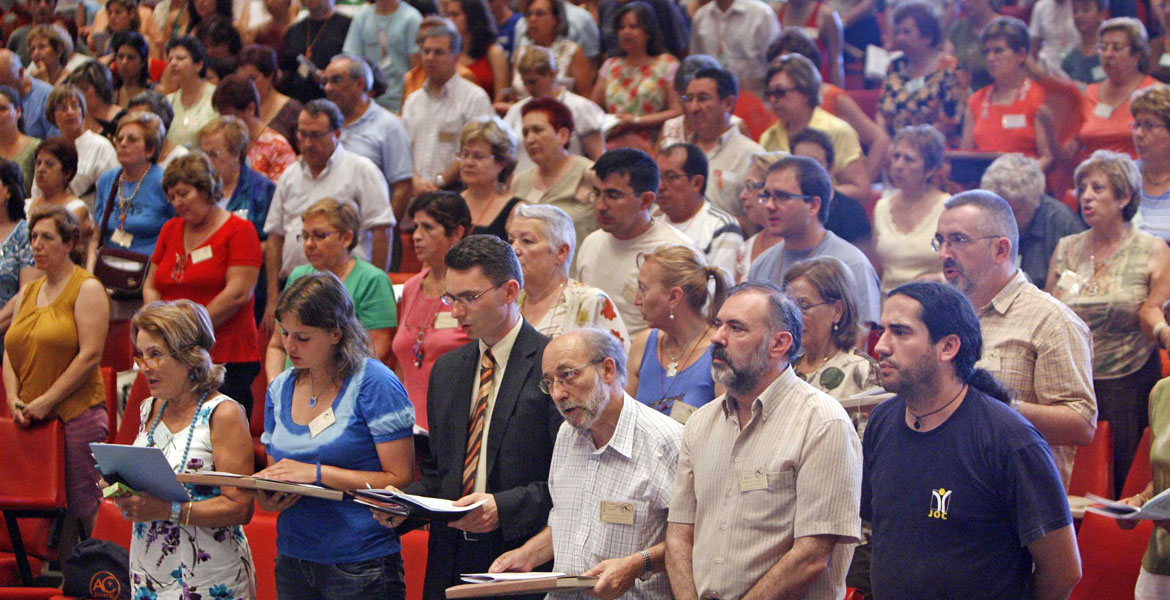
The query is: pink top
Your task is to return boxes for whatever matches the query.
[390,269,471,430]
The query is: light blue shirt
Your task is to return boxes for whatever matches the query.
[343,2,423,113]
[340,102,413,185]
[22,78,57,139]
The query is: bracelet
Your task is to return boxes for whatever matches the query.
[184,502,192,527]
[1155,322,1168,348]
[639,549,651,575]
[315,461,322,486]
[169,501,182,522]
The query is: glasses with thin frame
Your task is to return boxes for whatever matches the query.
[297,230,342,243]
[756,190,816,205]
[440,283,503,307]
[539,358,605,394]
[930,233,1002,252]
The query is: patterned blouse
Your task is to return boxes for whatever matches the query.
[0,220,33,310]
[877,54,965,141]
[599,54,679,116]
[521,279,630,351]
[247,128,297,183]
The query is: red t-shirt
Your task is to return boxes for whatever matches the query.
[1078,75,1157,162]
[150,214,263,364]
[967,79,1047,155]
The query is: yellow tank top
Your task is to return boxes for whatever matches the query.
[4,265,106,421]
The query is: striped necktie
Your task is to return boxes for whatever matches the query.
[462,349,495,496]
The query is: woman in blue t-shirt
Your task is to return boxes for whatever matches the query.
[257,272,415,600]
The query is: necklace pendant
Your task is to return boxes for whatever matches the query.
[309,396,318,408]
[666,362,678,377]
[914,418,921,430]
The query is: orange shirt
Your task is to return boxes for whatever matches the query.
[1078,75,1157,161]
[967,79,1046,155]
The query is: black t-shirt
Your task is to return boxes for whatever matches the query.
[861,387,1072,599]
[279,13,353,104]
[824,190,872,245]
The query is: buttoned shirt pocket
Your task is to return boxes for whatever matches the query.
[591,499,648,560]
[740,468,795,536]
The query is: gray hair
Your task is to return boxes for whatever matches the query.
[944,190,1020,261]
[725,281,802,362]
[333,53,374,92]
[893,124,945,173]
[575,327,628,386]
[512,203,576,274]
[981,153,1044,208]
[1100,17,1150,71]
[421,22,462,54]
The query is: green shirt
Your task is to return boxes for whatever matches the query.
[1144,378,1170,574]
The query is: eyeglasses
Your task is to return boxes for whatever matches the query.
[757,190,816,205]
[588,188,637,203]
[538,358,605,394]
[1096,43,1130,54]
[296,129,332,140]
[297,230,341,243]
[660,170,688,183]
[458,150,494,162]
[680,93,716,104]
[440,283,502,307]
[764,86,797,100]
[930,233,1002,252]
[794,298,832,313]
[1132,120,1168,132]
[133,349,181,370]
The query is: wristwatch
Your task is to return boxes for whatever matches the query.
[638,549,653,581]
[169,501,182,522]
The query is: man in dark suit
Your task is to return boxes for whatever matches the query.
[391,234,562,600]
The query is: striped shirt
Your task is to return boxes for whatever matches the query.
[548,393,682,600]
[975,270,1097,487]
[668,367,862,600]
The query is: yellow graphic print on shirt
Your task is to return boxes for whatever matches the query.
[929,488,952,520]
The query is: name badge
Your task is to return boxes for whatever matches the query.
[308,407,336,438]
[599,501,635,525]
[671,401,697,424]
[190,246,213,264]
[434,313,459,329]
[111,229,133,247]
[1091,65,1105,81]
[801,26,820,40]
[296,57,313,79]
[233,208,249,220]
[438,131,458,143]
[1001,114,1026,129]
[738,467,768,492]
[1160,53,1170,68]
[1093,102,1115,118]
[1056,269,1085,296]
[905,77,925,95]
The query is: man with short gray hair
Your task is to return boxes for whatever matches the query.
[980,153,1084,289]
[936,190,1096,486]
[402,24,493,193]
[666,282,862,600]
[324,53,413,221]
[0,49,55,138]
[490,328,681,599]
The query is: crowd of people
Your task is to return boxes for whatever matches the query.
[4,0,1170,598]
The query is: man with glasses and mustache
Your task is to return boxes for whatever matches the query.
[665,281,862,600]
[747,155,881,331]
[384,234,562,600]
[935,190,1096,487]
[489,327,681,599]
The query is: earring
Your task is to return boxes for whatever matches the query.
[831,321,840,333]
[669,307,675,320]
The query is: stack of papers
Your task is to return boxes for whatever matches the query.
[349,489,485,521]
[1085,490,1170,520]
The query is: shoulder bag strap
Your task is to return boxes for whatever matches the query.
[96,170,122,249]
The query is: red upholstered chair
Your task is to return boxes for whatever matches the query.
[114,371,151,445]
[401,529,429,600]
[100,320,133,373]
[844,588,863,600]
[845,88,881,121]
[1121,428,1153,500]
[398,231,422,274]
[1069,513,1152,600]
[1068,421,1113,500]
[100,367,117,443]
[244,512,279,600]
[90,500,132,552]
[0,418,66,585]
[0,588,63,599]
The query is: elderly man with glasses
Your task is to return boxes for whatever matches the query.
[747,155,881,331]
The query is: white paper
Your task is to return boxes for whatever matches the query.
[461,573,567,584]
[355,489,487,513]
[1084,492,1170,520]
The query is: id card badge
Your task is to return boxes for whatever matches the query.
[434,313,459,329]
[599,501,635,525]
[111,229,133,247]
[438,130,458,143]
[1093,102,1115,118]
[1160,53,1170,68]
[296,54,313,79]
[738,467,768,492]
[1056,269,1085,296]
[190,246,213,264]
[1001,114,1026,129]
[905,77,925,95]
[1091,65,1105,81]
[308,407,336,438]
[670,401,697,424]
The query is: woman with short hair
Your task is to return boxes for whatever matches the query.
[390,192,472,424]
[506,203,627,345]
[1130,86,1170,242]
[142,151,262,415]
[628,244,731,423]
[162,36,219,147]
[1047,150,1170,497]
[877,1,964,143]
[42,84,120,206]
[64,61,124,140]
[210,73,296,182]
[126,90,190,169]
[119,298,256,600]
[27,24,83,86]
[257,272,415,600]
[31,137,92,246]
[459,116,522,240]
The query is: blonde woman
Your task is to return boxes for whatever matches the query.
[459,116,523,240]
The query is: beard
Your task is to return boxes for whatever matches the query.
[879,355,941,404]
[557,371,609,430]
[711,336,773,397]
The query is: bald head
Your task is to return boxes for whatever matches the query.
[542,328,627,440]
[0,51,23,90]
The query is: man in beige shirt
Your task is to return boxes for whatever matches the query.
[936,190,1097,486]
[665,282,862,600]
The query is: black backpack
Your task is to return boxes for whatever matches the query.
[62,538,131,600]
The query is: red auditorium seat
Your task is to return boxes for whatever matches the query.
[101,367,117,443]
[0,419,66,585]
[1121,428,1153,500]
[1070,513,1152,600]
[1068,421,1112,500]
[114,372,150,445]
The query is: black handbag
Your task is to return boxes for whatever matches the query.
[92,171,150,301]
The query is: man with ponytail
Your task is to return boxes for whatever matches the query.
[862,281,1081,598]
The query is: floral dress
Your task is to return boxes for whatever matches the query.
[131,395,257,600]
[599,54,679,116]
[520,279,630,351]
[877,54,966,142]
[0,220,32,311]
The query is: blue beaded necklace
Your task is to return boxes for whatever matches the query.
[146,390,210,473]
